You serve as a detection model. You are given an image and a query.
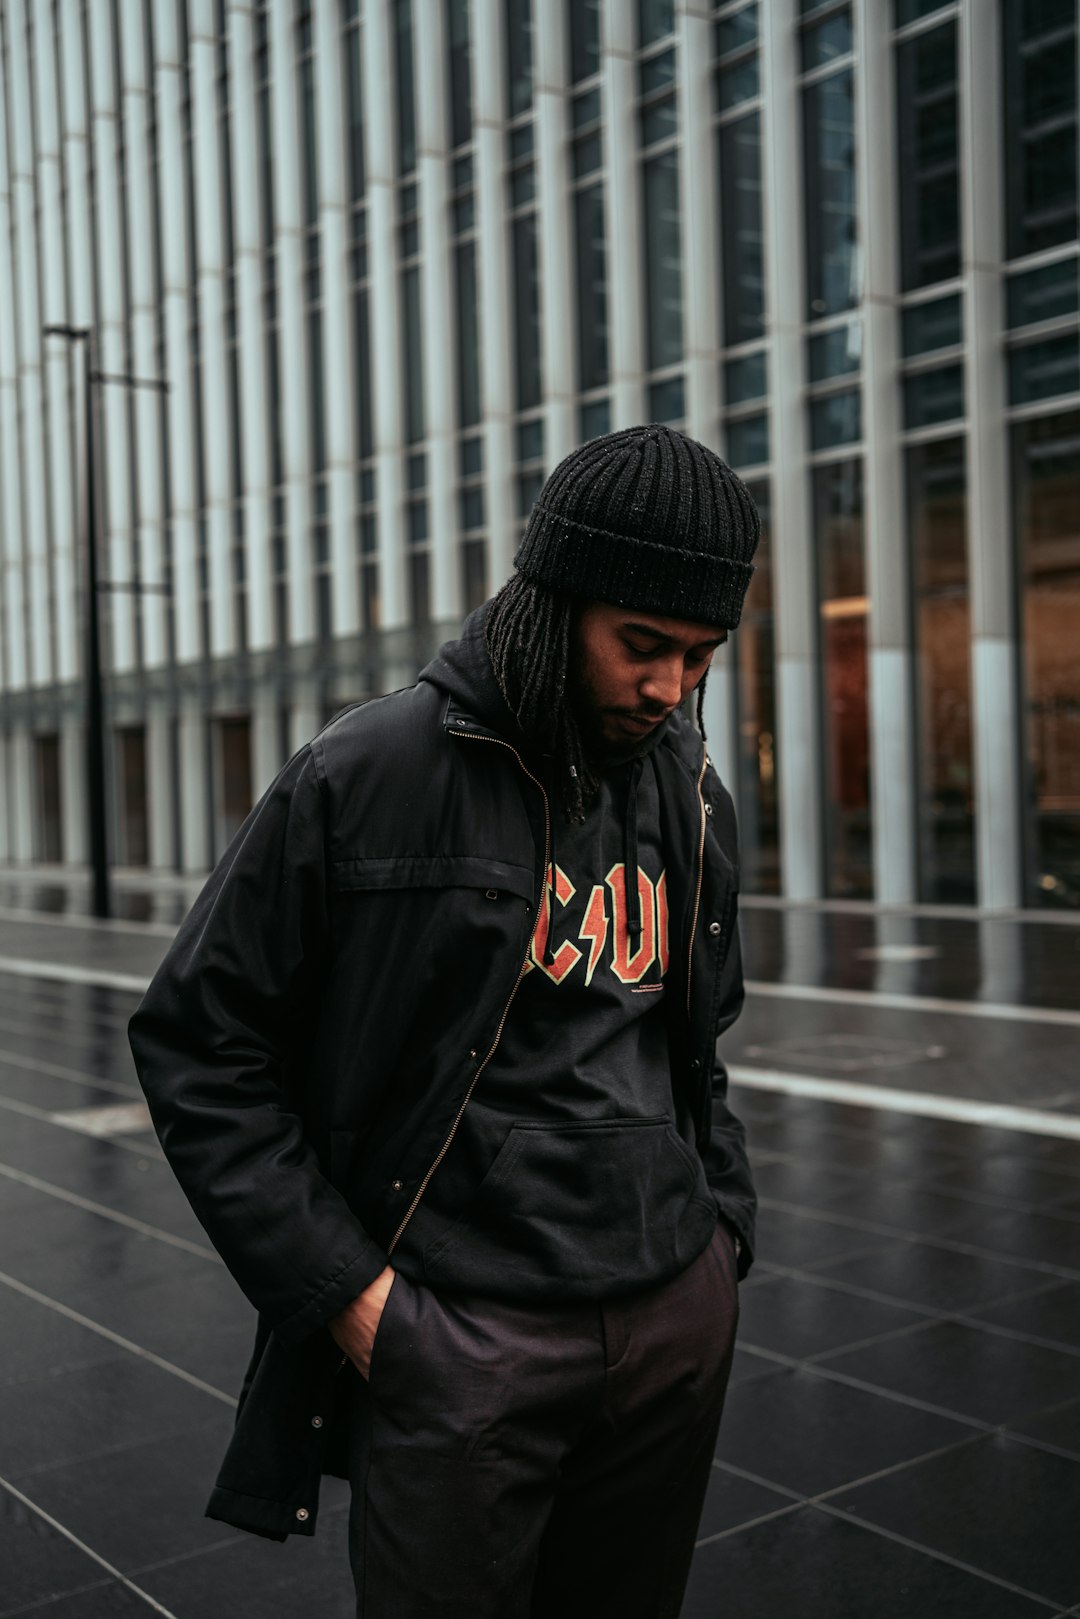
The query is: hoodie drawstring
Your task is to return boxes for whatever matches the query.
[543,764,561,967]
[624,757,644,947]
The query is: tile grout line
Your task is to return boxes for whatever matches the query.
[741,981,1080,1028]
[0,1270,237,1407]
[0,1473,185,1618]
[0,958,149,994]
[0,1162,220,1261]
[0,1094,166,1160]
[0,1575,120,1619]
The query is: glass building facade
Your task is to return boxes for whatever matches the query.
[0,0,1077,912]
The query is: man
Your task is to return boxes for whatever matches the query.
[129,423,760,1618]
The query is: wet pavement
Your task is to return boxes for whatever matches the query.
[1,871,1079,1616]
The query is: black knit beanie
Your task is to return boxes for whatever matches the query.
[512,423,760,629]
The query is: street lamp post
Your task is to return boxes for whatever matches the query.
[44,325,169,921]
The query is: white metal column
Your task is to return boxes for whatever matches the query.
[191,0,235,658]
[228,1,274,653]
[761,0,822,899]
[602,0,645,429]
[536,2,575,468]
[33,0,78,689]
[145,704,175,871]
[678,0,721,449]
[314,0,360,638]
[269,0,313,646]
[155,0,201,665]
[0,12,28,696]
[177,695,210,872]
[10,728,34,862]
[961,3,1023,909]
[122,0,168,683]
[89,2,137,674]
[59,713,87,865]
[856,0,916,903]
[474,0,516,588]
[416,0,461,625]
[7,0,52,689]
[363,0,407,629]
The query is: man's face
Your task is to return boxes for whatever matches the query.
[570,602,728,761]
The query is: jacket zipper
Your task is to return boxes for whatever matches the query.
[686,746,708,1021]
[386,732,550,1255]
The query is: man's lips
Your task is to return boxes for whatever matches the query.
[611,711,669,734]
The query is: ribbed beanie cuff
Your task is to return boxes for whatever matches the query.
[512,424,760,629]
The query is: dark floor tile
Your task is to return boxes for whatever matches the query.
[137,1501,356,1619]
[815,1238,1046,1311]
[725,1345,786,1390]
[4,1582,162,1618]
[751,1205,892,1271]
[767,1131,970,1181]
[740,1158,870,1211]
[927,1156,1080,1211]
[0,1289,128,1388]
[0,1485,117,1617]
[823,1178,987,1238]
[969,1282,1080,1352]
[683,1502,1051,1619]
[11,1418,240,1574]
[944,1209,1080,1275]
[833,1432,1080,1609]
[736,1273,924,1361]
[715,1365,970,1497]
[1008,1395,1080,1460]
[695,1463,796,1540]
[819,1318,1080,1425]
[3,1351,228,1479]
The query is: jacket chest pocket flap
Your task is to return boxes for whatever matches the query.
[330,853,534,903]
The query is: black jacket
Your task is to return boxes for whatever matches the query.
[128,607,756,1542]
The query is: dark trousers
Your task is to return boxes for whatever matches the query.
[346,1220,739,1619]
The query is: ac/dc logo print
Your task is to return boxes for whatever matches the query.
[525,862,670,988]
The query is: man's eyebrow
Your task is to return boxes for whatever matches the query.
[621,620,726,650]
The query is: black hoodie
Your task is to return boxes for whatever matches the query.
[393,605,719,1298]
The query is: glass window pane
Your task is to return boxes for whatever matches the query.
[801,10,853,73]
[462,538,488,611]
[511,164,536,206]
[803,68,859,317]
[455,239,482,426]
[346,26,365,201]
[395,0,417,174]
[402,265,424,442]
[573,131,603,179]
[518,469,544,516]
[409,549,430,623]
[1008,334,1080,406]
[734,477,779,892]
[506,0,534,115]
[644,151,684,369]
[1012,410,1080,906]
[572,87,602,131]
[1003,0,1078,257]
[575,183,609,393]
[641,48,676,96]
[460,435,483,475]
[512,214,542,409]
[809,388,862,450]
[814,458,871,897]
[580,396,611,442]
[447,0,472,147]
[716,5,758,57]
[896,22,960,290]
[639,0,674,47]
[894,0,951,23]
[1006,258,1080,328]
[569,0,602,83]
[901,292,963,356]
[726,412,769,467]
[906,437,975,902]
[724,350,768,403]
[648,374,685,424]
[461,487,485,530]
[718,112,765,345]
[408,500,428,545]
[641,96,678,145]
[902,364,965,428]
[517,417,544,461]
[510,123,534,160]
[808,319,861,381]
[719,56,759,110]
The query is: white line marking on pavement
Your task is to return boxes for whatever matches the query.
[49,1101,154,1136]
[0,1471,185,1617]
[0,1162,220,1261]
[0,956,148,993]
[0,1093,165,1159]
[729,1065,1080,1140]
[0,1270,236,1406]
[0,1044,142,1096]
[744,978,1080,1028]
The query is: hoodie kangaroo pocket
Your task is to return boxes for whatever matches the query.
[422,1116,710,1291]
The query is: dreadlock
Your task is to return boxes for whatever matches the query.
[485,573,711,823]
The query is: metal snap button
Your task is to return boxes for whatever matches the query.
[708,921,722,936]
[704,802,714,816]
[296,1507,310,1522]
[468,1048,477,1059]
[311,1415,323,1429]
[391,1179,403,1192]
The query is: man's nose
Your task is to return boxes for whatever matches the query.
[640,661,683,711]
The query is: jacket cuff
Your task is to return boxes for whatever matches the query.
[272,1243,391,1345]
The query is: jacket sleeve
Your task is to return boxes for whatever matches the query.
[700,777,757,1279]
[128,743,390,1343]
